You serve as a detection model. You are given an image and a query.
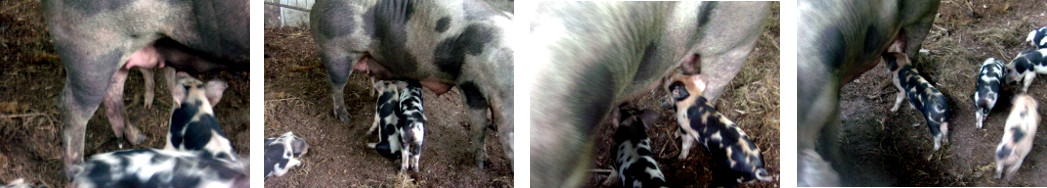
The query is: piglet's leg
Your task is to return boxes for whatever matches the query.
[678,133,695,160]
[890,91,905,112]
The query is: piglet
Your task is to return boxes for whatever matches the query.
[165,74,236,161]
[995,94,1039,180]
[1028,27,1047,49]
[0,179,46,188]
[71,149,248,188]
[884,52,950,151]
[665,74,773,185]
[974,57,1006,129]
[607,103,666,188]
[398,81,426,172]
[264,132,309,180]
[367,80,403,159]
[1004,49,1047,92]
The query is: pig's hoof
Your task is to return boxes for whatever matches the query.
[333,108,351,122]
[125,128,148,145]
[475,158,486,169]
[64,165,83,179]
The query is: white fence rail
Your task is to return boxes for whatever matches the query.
[264,0,313,28]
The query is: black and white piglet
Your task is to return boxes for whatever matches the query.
[885,52,950,151]
[1,179,46,188]
[608,103,666,188]
[1004,49,1047,92]
[398,81,426,172]
[265,132,309,180]
[665,74,772,185]
[974,57,1006,129]
[367,80,402,159]
[165,74,236,161]
[1029,27,1047,49]
[71,149,248,188]
[995,94,1039,180]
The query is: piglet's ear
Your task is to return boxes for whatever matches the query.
[690,75,706,93]
[638,109,659,129]
[205,80,228,107]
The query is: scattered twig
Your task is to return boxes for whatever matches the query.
[0,112,46,119]
[763,32,779,50]
[265,97,302,103]
[0,0,34,14]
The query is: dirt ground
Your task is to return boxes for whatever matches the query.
[835,0,1047,186]
[262,28,513,187]
[584,3,780,188]
[0,1,251,187]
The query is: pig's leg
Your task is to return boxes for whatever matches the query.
[679,133,695,159]
[1006,159,1023,180]
[368,111,379,134]
[138,68,155,109]
[401,146,410,171]
[459,83,492,167]
[103,68,148,149]
[164,67,183,108]
[1022,73,1035,93]
[320,51,361,122]
[994,160,1005,179]
[890,90,905,112]
[412,151,420,172]
[58,48,122,177]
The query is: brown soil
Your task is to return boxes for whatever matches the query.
[0,1,251,187]
[585,3,781,187]
[263,27,513,187]
[836,0,1047,186]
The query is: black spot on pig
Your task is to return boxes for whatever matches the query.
[635,41,661,79]
[863,25,886,55]
[574,66,614,134]
[436,17,451,33]
[697,2,717,27]
[460,82,488,109]
[669,81,690,101]
[151,154,170,165]
[882,53,899,71]
[1012,127,1025,143]
[369,0,418,73]
[264,143,287,178]
[822,28,845,68]
[434,24,495,77]
[315,2,357,39]
[180,115,223,150]
[68,1,133,17]
[997,146,1011,159]
[377,92,398,117]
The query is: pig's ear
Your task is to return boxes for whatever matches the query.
[690,75,707,93]
[172,72,198,106]
[205,80,228,107]
[291,137,309,157]
[397,80,409,89]
[638,109,659,129]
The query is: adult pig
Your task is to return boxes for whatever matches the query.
[528,2,769,187]
[44,0,249,177]
[310,0,514,167]
[797,0,939,186]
